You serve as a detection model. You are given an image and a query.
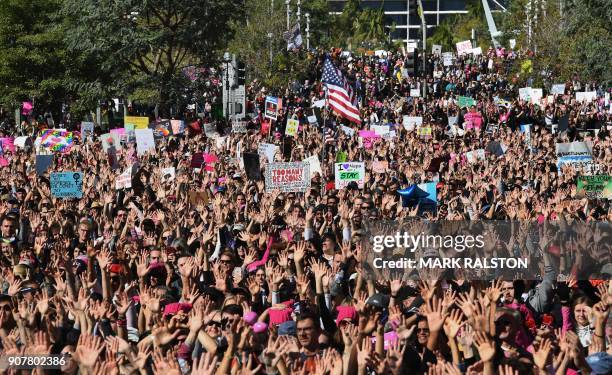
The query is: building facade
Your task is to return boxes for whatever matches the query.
[328,0,508,44]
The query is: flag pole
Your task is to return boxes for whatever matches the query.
[321,89,327,197]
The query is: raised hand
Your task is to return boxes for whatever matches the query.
[474,331,495,363]
[443,309,465,339]
[421,295,448,333]
[74,334,104,370]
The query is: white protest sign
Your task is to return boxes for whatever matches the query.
[313,99,326,108]
[432,45,442,55]
[470,47,482,56]
[232,121,248,133]
[115,168,132,190]
[519,87,532,101]
[530,88,543,104]
[340,125,355,137]
[442,52,453,66]
[303,155,322,179]
[161,167,176,181]
[410,88,420,97]
[335,162,365,189]
[551,84,565,95]
[264,162,311,192]
[465,149,486,163]
[258,143,278,163]
[134,129,155,156]
[575,92,597,103]
[456,40,473,56]
[370,124,389,136]
[509,39,516,49]
[403,116,422,131]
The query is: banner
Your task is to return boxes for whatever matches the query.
[81,122,94,139]
[265,96,281,120]
[576,175,611,199]
[285,119,299,137]
[39,130,74,153]
[265,162,310,192]
[124,116,149,129]
[335,162,365,189]
[134,129,155,156]
[457,96,476,108]
[51,172,83,198]
[115,169,132,190]
[456,40,472,56]
[556,142,593,174]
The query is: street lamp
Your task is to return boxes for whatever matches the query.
[223,51,231,120]
[285,0,291,30]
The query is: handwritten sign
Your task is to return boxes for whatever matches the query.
[335,162,365,189]
[265,162,310,192]
[124,116,149,129]
[232,121,248,133]
[115,169,132,190]
[81,122,94,139]
[576,175,611,199]
[51,172,83,198]
[456,40,472,56]
[285,119,299,137]
[403,116,422,131]
[135,129,155,156]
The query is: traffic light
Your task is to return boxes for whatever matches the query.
[236,61,246,86]
[405,50,418,77]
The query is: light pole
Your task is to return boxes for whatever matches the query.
[223,51,232,119]
[297,0,301,26]
[305,13,310,50]
[285,0,291,30]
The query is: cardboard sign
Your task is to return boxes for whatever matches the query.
[551,84,565,95]
[403,116,422,131]
[135,129,155,156]
[265,162,310,193]
[457,96,476,108]
[417,127,432,139]
[243,152,261,181]
[265,96,281,120]
[335,162,365,189]
[432,45,442,55]
[35,154,53,176]
[576,175,611,199]
[456,40,472,56]
[303,155,322,179]
[372,160,388,174]
[285,119,299,137]
[124,116,149,129]
[232,121,248,133]
[81,122,94,139]
[161,167,175,181]
[115,169,132,190]
[51,172,83,198]
[258,143,278,163]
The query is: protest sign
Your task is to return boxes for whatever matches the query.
[14,137,29,149]
[285,119,299,137]
[265,96,281,120]
[403,116,422,131]
[551,84,566,95]
[81,122,94,139]
[0,138,15,153]
[340,125,355,137]
[110,128,126,145]
[470,47,482,55]
[303,155,322,179]
[556,141,593,174]
[312,99,326,108]
[307,115,318,125]
[51,172,83,198]
[432,45,442,55]
[457,96,476,108]
[203,123,218,138]
[161,167,175,181]
[465,149,486,163]
[372,160,388,174]
[258,143,278,163]
[115,168,132,190]
[153,121,171,137]
[519,87,532,101]
[442,52,453,66]
[410,89,420,97]
[530,88,543,104]
[448,116,458,127]
[417,127,432,139]
[35,154,53,176]
[265,162,310,192]
[124,116,149,129]
[520,124,532,149]
[576,91,597,103]
[370,124,389,136]
[509,39,516,49]
[232,121,248,133]
[39,130,74,153]
[243,152,261,181]
[456,40,472,56]
[125,124,136,143]
[335,162,365,189]
[100,133,121,152]
[170,120,185,134]
[134,129,155,156]
[576,175,611,199]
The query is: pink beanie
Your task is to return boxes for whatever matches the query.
[335,305,358,326]
[268,308,293,326]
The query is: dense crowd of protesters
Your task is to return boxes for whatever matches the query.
[0,45,610,374]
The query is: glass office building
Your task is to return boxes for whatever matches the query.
[328,0,509,44]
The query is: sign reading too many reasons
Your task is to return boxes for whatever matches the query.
[265,162,311,192]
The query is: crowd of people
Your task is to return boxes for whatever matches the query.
[0,44,610,374]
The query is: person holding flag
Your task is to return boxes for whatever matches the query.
[321,56,361,124]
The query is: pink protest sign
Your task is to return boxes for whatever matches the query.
[0,138,16,153]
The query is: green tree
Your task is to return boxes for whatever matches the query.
[63,0,243,116]
[0,0,67,117]
[427,17,456,51]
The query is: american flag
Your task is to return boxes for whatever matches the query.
[321,57,361,124]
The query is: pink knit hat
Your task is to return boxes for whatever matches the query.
[335,305,358,326]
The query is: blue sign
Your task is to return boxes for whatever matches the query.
[51,172,83,198]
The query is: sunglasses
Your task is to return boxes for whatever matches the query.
[208,321,222,328]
